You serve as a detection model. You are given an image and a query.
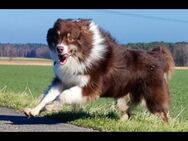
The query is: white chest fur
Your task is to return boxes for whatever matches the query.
[54,63,90,88]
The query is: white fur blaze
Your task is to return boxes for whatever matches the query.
[56,42,69,54]
[54,62,90,87]
[84,22,107,68]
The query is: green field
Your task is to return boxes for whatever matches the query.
[0,65,53,97]
[0,64,188,131]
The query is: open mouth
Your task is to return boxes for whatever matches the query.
[58,53,70,65]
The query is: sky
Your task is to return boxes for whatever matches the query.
[0,9,188,44]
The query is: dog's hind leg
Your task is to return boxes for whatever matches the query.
[144,80,170,123]
[116,94,133,121]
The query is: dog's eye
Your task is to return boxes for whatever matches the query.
[67,33,75,42]
[57,31,61,36]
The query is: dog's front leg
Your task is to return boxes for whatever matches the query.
[54,86,99,107]
[24,77,63,117]
[57,86,87,105]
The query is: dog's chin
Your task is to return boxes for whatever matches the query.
[58,54,70,65]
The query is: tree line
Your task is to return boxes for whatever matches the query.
[124,41,188,66]
[0,42,188,66]
[0,43,50,59]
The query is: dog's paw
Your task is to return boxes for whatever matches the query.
[23,108,39,117]
[120,114,129,121]
[44,101,62,112]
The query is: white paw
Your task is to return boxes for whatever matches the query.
[44,102,61,112]
[23,108,39,117]
[120,114,129,121]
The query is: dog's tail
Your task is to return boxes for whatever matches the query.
[149,46,175,81]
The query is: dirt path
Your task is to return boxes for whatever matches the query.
[1,60,188,70]
[0,107,95,132]
[174,67,188,70]
[0,60,52,66]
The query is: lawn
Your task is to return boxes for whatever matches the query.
[0,64,188,131]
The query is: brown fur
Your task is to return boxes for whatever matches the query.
[47,19,174,122]
[148,46,175,80]
[47,19,93,62]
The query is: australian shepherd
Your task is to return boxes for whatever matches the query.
[24,19,174,122]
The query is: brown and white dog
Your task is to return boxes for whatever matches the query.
[24,19,174,122]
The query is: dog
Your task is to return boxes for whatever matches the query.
[24,18,174,122]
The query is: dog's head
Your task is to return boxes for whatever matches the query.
[47,18,96,65]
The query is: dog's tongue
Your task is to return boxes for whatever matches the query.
[59,54,69,65]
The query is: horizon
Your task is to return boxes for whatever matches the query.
[1,41,188,45]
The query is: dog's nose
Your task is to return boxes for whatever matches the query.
[57,46,64,54]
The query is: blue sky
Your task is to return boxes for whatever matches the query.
[0,9,188,44]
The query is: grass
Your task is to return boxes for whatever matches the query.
[169,70,188,121]
[0,64,188,131]
[0,65,53,97]
[0,91,38,110]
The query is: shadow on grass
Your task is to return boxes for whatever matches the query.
[45,110,120,123]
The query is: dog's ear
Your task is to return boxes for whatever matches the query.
[54,18,63,27]
[68,28,81,41]
[47,28,60,47]
[47,28,54,46]
[76,19,91,33]
[81,21,90,30]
